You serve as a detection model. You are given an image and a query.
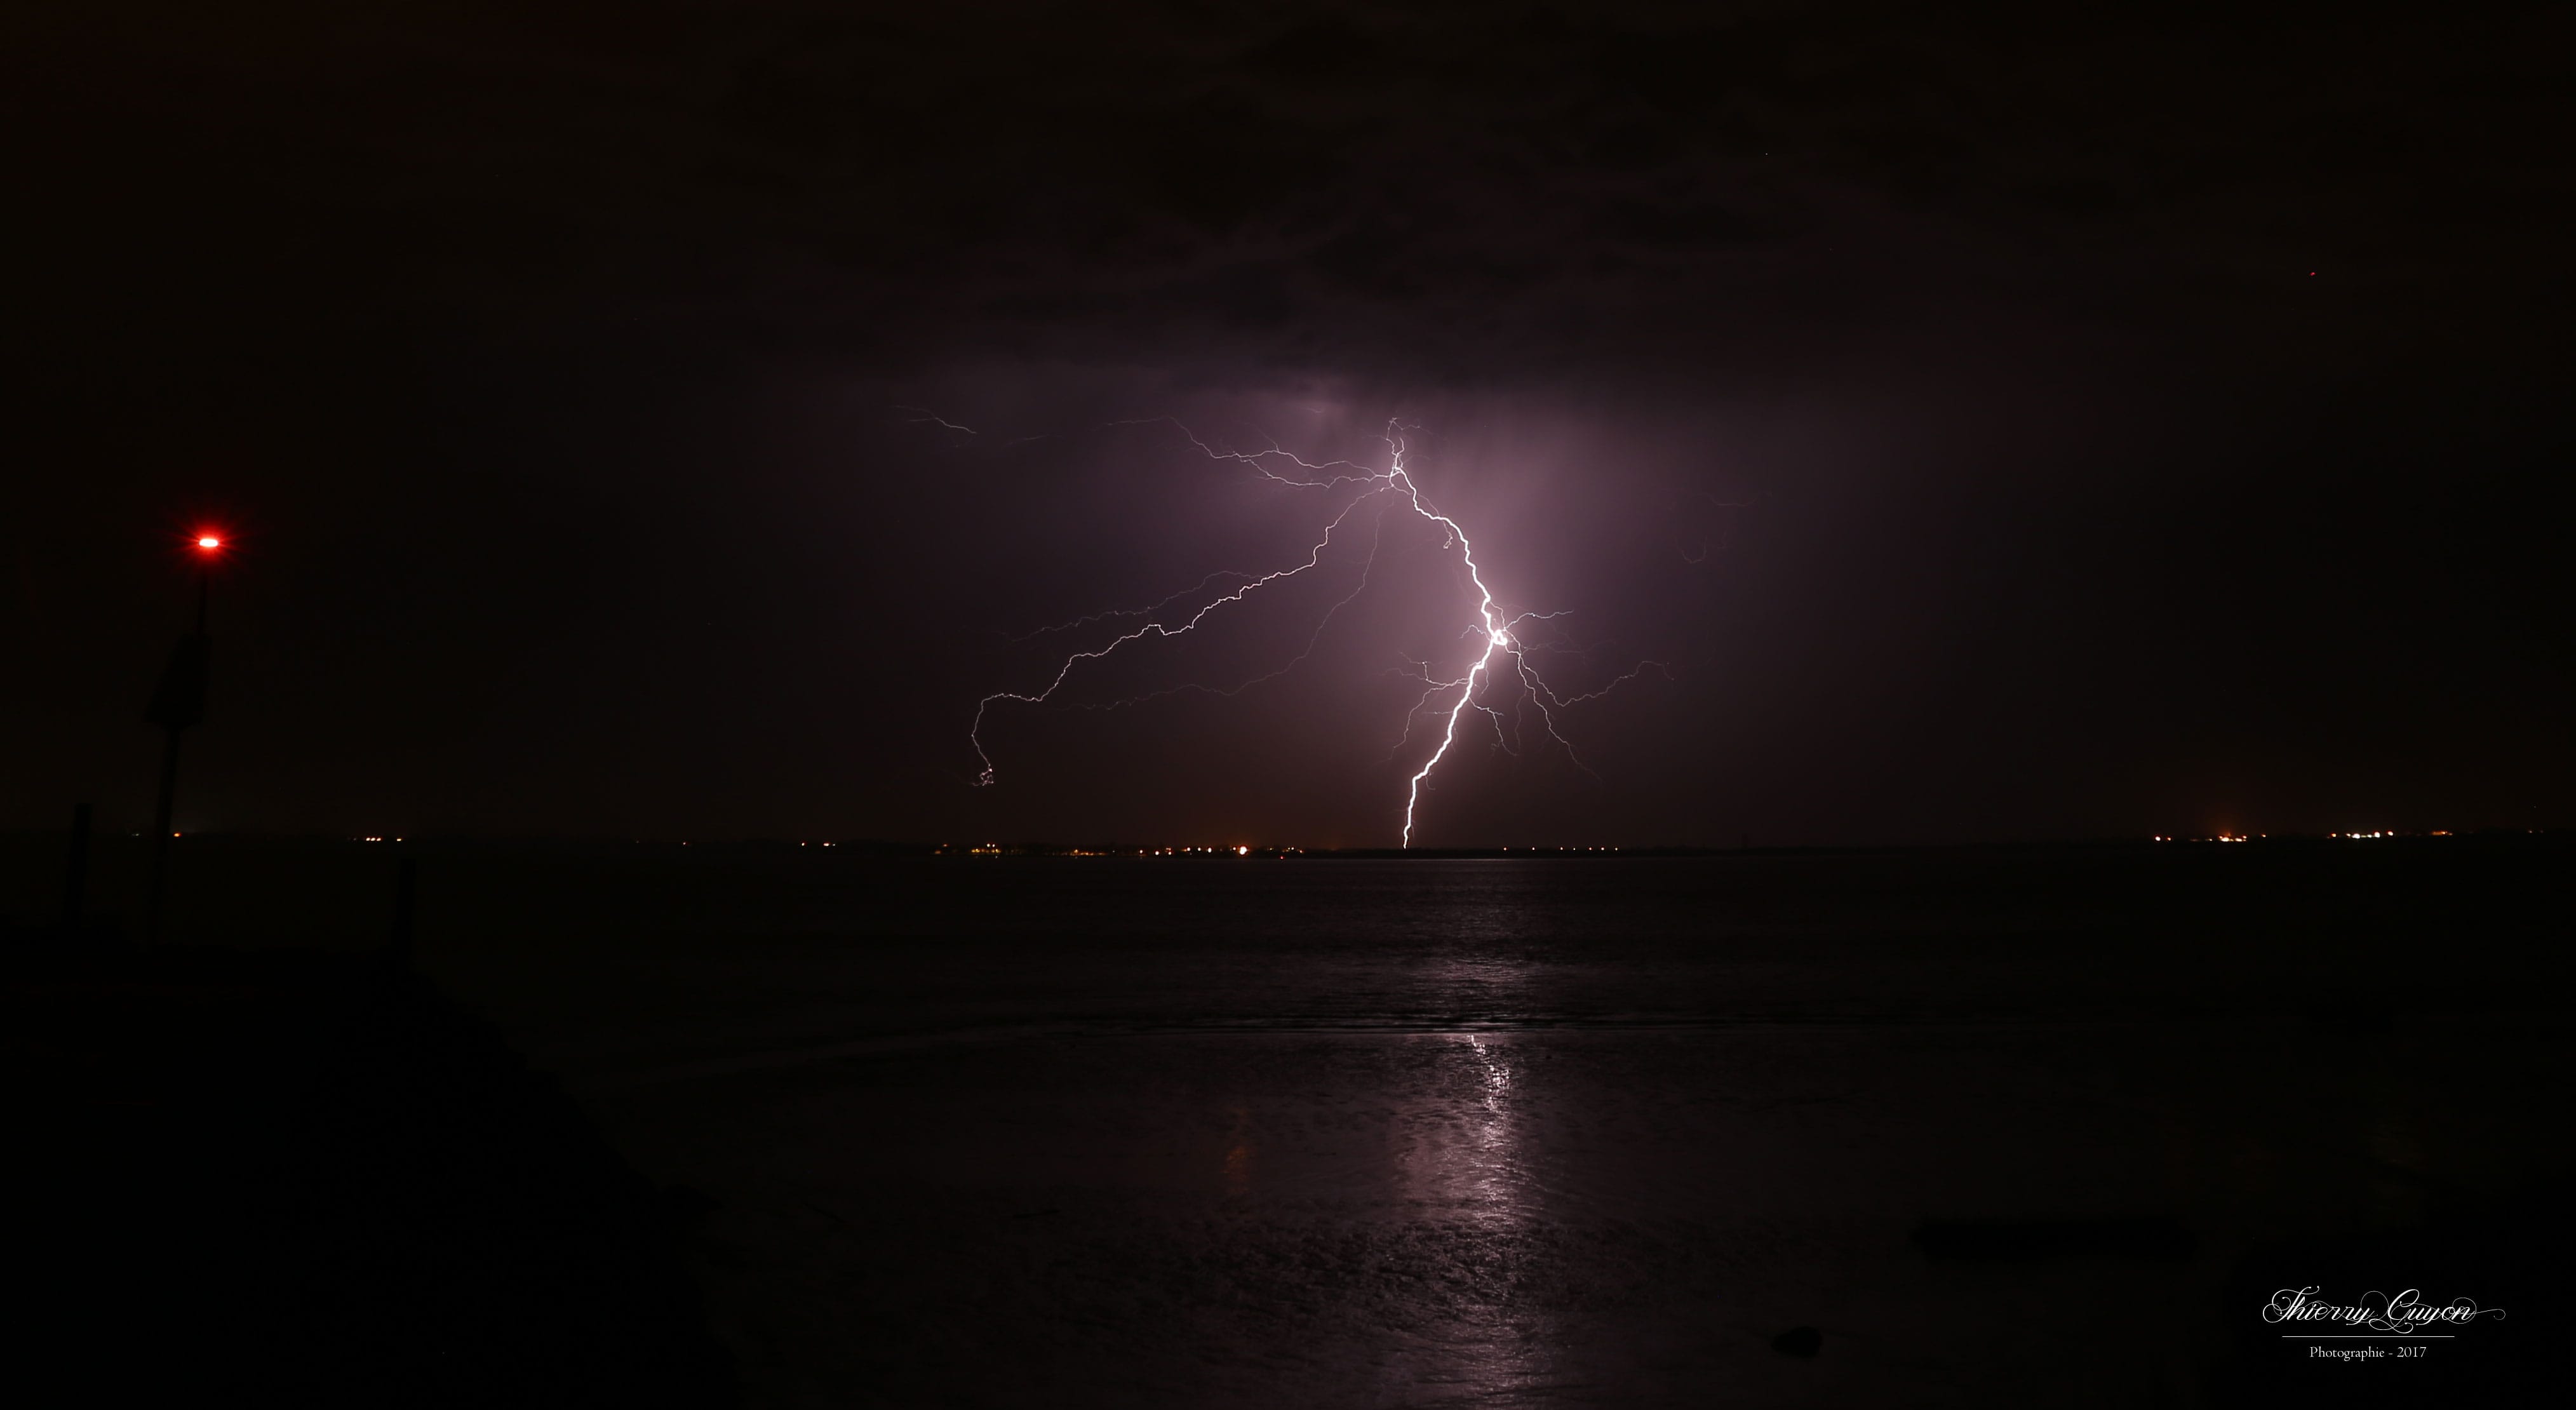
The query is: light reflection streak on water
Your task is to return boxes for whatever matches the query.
[1378,1028,1550,1399]
[1457,1033,1520,1212]
[1390,1031,1529,1216]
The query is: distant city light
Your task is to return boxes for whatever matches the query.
[2152,828,2473,843]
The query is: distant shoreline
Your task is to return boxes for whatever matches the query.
[9,830,2566,861]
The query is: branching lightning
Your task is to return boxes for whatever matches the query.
[964,418,1667,847]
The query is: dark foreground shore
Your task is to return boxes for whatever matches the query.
[5,836,2570,1406]
[3,948,732,1408]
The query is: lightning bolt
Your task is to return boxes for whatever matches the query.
[965,418,1665,847]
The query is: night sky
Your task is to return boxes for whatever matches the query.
[9,1,2570,847]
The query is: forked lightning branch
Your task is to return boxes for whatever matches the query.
[965,419,1665,846]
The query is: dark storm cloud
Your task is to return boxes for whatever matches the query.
[20,2,2561,378]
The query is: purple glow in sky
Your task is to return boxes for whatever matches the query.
[967,417,1668,846]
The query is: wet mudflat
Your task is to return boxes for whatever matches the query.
[405,844,2569,1407]
[13,839,2568,1405]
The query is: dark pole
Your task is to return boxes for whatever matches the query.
[143,549,215,947]
[63,802,92,941]
[145,730,183,942]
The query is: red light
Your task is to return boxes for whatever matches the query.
[196,535,222,551]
